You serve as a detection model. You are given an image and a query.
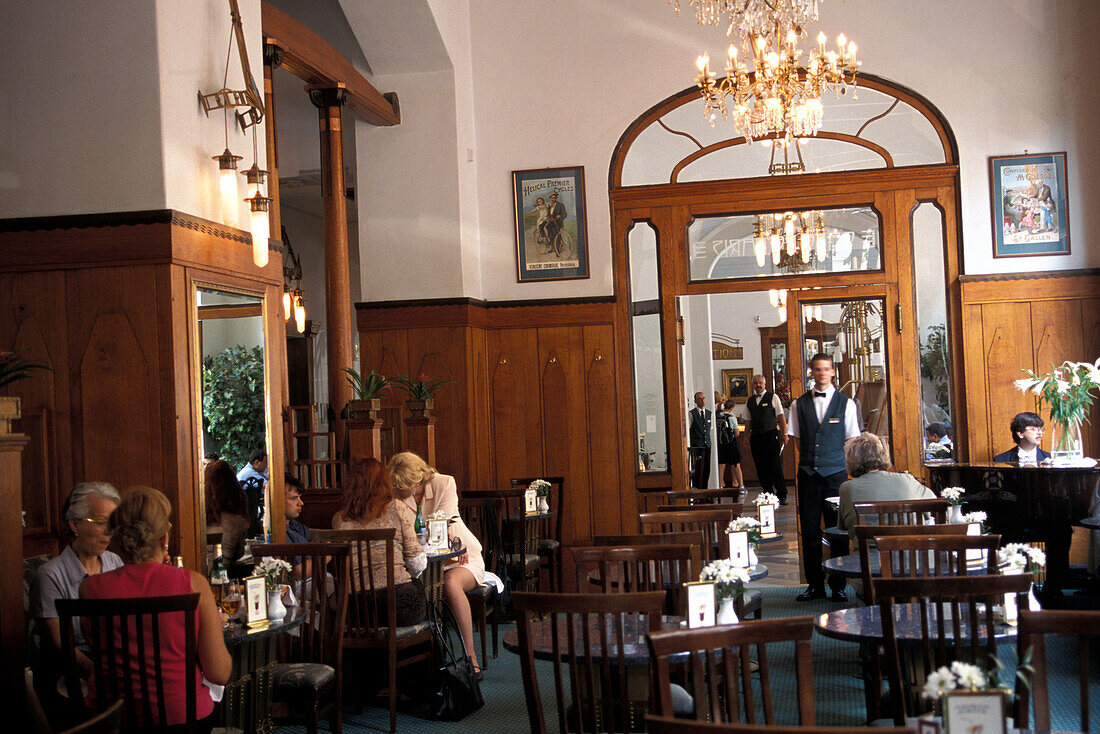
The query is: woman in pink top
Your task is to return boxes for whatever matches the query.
[81,486,231,730]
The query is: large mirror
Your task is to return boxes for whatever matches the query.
[195,286,270,566]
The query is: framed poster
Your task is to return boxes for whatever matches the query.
[243,575,268,629]
[721,368,753,404]
[684,581,717,628]
[989,152,1070,257]
[942,691,1007,734]
[512,166,590,282]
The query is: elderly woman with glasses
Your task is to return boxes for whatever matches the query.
[31,482,125,687]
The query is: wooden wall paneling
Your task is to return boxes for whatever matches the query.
[1084,299,1100,459]
[536,328,587,547]
[979,303,1035,461]
[583,325,623,537]
[488,328,542,490]
[961,303,990,461]
[377,333,409,460]
[467,325,491,491]
[406,329,468,487]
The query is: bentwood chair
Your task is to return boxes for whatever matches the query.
[640,508,741,564]
[853,498,948,528]
[647,617,816,725]
[464,489,541,593]
[251,542,350,734]
[645,717,915,734]
[571,544,701,614]
[512,590,666,734]
[1014,609,1100,732]
[57,593,203,734]
[58,699,125,734]
[457,497,500,666]
[510,476,566,592]
[853,524,969,605]
[308,530,432,733]
[872,573,1030,724]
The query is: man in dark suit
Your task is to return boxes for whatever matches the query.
[993,411,1051,464]
[746,374,789,504]
[546,191,568,255]
[787,354,860,602]
[688,391,712,489]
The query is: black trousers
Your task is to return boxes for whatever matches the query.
[690,446,711,488]
[797,469,846,591]
[749,430,787,501]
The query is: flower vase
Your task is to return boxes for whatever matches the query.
[716,597,739,625]
[267,586,287,622]
[947,505,964,524]
[1050,420,1084,465]
[748,546,758,567]
[538,496,550,513]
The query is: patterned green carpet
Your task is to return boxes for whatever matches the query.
[283,586,1099,733]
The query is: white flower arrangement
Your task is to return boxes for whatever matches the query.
[922,661,988,699]
[258,557,292,590]
[941,486,965,506]
[428,510,451,520]
[699,559,752,601]
[727,516,763,544]
[528,479,552,497]
[960,511,986,525]
[754,492,780,507]
[997,543,1046,573]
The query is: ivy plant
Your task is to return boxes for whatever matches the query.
[202,345,266,469]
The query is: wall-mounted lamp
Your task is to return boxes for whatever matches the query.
[247,192,271,266]
[293,290,306,334]
[281,225,305,327]
[214,148,243,227]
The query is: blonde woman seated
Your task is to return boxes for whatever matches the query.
[837,431,936,540]
[332,457,427,626]
[81,487,231,731]
[387,452,485,678]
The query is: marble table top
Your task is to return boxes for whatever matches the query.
[814,602,1016,644]
[503,613,682,664]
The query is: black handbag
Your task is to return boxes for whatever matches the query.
[432,601,484,721]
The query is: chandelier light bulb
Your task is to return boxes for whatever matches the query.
[816,232,827,261]
[800,231,812,262]
[814,304,823,322]
[769,288,779,308]
[778,305,787,324]
[778,289,787,306]
[696,53,709,72]
[754,236,766,267]
[771,234,782,265]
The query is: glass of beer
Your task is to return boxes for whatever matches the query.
[220,582,242,624]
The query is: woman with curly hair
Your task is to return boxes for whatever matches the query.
[204,459,250,562]
[333,457,427,626]
[81,486,231,730]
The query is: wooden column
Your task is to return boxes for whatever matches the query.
[0,430,28,724]
[308,84,354,451]
[403,416,437,467]
[263,42,284,241]
[346,419,384,462]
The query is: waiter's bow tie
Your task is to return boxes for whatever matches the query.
[813,391,828,398]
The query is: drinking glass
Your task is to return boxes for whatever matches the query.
[220,581,242,626]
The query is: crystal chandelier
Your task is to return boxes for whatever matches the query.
[673,0,860,144]
[752,210,827,270]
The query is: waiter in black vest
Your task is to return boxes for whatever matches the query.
[746,374,789,505]
[787,353,861,602]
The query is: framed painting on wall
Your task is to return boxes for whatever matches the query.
[721,368,753,404]
[512,166,590,282]
[989,152,1070,257]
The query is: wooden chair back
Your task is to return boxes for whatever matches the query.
[656,502,745,515]
[571,544,701,613]
[853,498,948,527]
[640,508,740,563]
[667,488,742,506]
[591,532,706,551]
[645,717,915,734]
[875,534,1001,581]
[872,573,1030,724]
[58,699,125,734]
[512,590,666,734]
[57,593,200,733]
[250,542,350,668]
[510,475,566,545]
[853,524,968,604]
[647,617,816,725]
[1015,609,1100,732]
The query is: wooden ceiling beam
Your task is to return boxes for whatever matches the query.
[261,2,400,126]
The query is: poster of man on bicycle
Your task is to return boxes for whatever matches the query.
[512,166,590,282]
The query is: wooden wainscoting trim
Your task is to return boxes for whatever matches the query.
[355,296,617,330]
[960,269,1100,303]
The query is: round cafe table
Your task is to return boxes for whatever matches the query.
[221,603,304,734]
[813,602,1017,644]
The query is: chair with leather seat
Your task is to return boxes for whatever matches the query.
[251,541,350,734]
[307,530,431,733]
[647,616,817,725]
[510,476,566,592]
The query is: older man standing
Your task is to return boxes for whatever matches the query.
[688,391,712,489]
[746,374,789,505]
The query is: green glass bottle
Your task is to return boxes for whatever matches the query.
[414,504,427,545]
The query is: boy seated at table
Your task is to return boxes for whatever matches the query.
[993,412,1051,465]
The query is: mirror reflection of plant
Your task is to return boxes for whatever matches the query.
[0,348,52,389]
[393,373,454,401]
[919,324,951,411]
[202,345,266,469]
[343,367,392,400]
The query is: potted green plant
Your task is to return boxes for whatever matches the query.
[343,367,392,420]
[0,349,52,433]
[393,373,454,417]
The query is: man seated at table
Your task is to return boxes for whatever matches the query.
[283,474,311,577]
[237,449,268,536]
[993,411,1051,465]
[837,432,937,540]
[924,422,953,460]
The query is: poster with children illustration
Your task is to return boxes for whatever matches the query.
[512,166,590,282]
[989,152,1070,257]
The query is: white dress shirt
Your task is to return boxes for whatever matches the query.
[786,384,861,439]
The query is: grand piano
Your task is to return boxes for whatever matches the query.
[928,462,1099,604]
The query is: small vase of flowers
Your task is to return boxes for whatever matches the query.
[941,486,965,523]
[997,543,1044,621]
[529,479,551,513]
[699,559,751,625]
[1015,359,1100,466]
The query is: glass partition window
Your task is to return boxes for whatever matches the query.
[689,205,881,282]
[912,202,954,463]
[628,223,668,472]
